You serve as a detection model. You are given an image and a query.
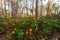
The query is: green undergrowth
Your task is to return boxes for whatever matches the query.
[0,17,60,39]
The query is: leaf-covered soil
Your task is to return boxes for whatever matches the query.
[0,17,60,40]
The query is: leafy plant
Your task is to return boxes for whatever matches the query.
[0,28,4,34]
[18,22,26,28]
[12,29,25,39]
[17,30,24,39]
[43,27,50,33]
[30,20,38,30]
[31,23,36,30]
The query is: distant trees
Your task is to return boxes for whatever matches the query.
[0,0,59,18]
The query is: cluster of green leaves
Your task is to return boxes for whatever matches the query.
[43,27,50,33]
[0,17,60,39]
[41,19,60,28]
[12,21,26,29]
[12,29,24,39]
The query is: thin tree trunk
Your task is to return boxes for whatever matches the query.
[26,0,28,16]
[0,0,2,16]
[40,0,43,17]
[47,0,50,16]
[19,0,21,12]
[8,0,10,11]
[11,0,18,18]
[4,0,7,17]
[35,0,38,18]
[32,0,34,16]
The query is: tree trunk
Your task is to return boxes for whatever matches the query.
[32,0,34,16]
[26,0,28,16]
[8,0,10,11]
[40,0,43,17]
[0,0,2,16]
[35,0,38,18]
[11,0,18,18]
[47,0,50,16]
[3,0,7,17]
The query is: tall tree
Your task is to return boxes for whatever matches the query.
[0,0,2,11]
[11,0,19,18]
[47,0,51,15]
[26,0,28,16]
[0,0,2,16]
[35,0,38,18]
[32,0,34,16]
[19,0,21,12]
[3,0,7,17]
[40,0,43,17]
[8,0,10,11]
[0,0,2,8]
[58,0,60,13]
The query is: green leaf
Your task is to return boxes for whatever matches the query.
[43,27,50,33]
[18,23,26,28]
[17,30,24,39]
[31,23,36,30]
[13,21,18,26]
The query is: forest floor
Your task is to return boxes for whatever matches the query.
[0,16,60,40]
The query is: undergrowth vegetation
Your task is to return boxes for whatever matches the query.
[0,16,60,40]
